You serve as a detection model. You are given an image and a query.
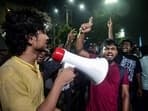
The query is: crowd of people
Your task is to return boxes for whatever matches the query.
[0,8,148,111]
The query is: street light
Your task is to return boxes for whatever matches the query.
[104,0,118,5]
[53,8,59,14]
[65,0,75,25]
[65,0,86,25]
[68,0,74,4]
[104,0,118,19]
[65,8,69,25]
[53,8,59,47]
[79,3,85,11]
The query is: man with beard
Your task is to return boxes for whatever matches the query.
[107,18,142,111]
[75,17,129,111]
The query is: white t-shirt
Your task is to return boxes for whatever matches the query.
[140,56,148,90]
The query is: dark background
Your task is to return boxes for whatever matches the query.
[0,0,147,45]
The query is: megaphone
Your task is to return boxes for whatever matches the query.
[52,48,108,85]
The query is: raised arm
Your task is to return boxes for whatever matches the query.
[64,29,76,51]
[107,17,114,40]
[76,17,93,58]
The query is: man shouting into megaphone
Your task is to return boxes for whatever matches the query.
[76,17,129,111]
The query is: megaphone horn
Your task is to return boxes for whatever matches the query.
[52,48,108,85]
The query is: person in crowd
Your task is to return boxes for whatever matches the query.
[37,48,62,97]
[36,29,77,98]
[76,17,129,111]
[0,9,75,111]
[107,17,143,111]
[140,45,148,111]
[64,29,77,51]
[59,29,90,111]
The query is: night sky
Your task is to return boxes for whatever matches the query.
[49,0,147,45]
[1,0,147,45]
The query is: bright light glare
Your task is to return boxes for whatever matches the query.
[79,3,85,11]
[119,28,125,38]
[105,0,118,4]
[54,8,59,14]
[7,8,11,12]
[68,0,74,4]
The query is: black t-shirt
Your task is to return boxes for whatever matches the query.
[115,54,142,83]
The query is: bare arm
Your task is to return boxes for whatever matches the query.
[107,17,114,40]
[64,29,76,51]
[121,84,129,111]
[76,32,90,57]
[76,17,93,58]
[136,73,142,96]
[37,68,75,111]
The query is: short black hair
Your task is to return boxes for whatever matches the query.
[98,39,118,57]
[100,39,118,50]
[121,39,133,47]
[2,8,52,56]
